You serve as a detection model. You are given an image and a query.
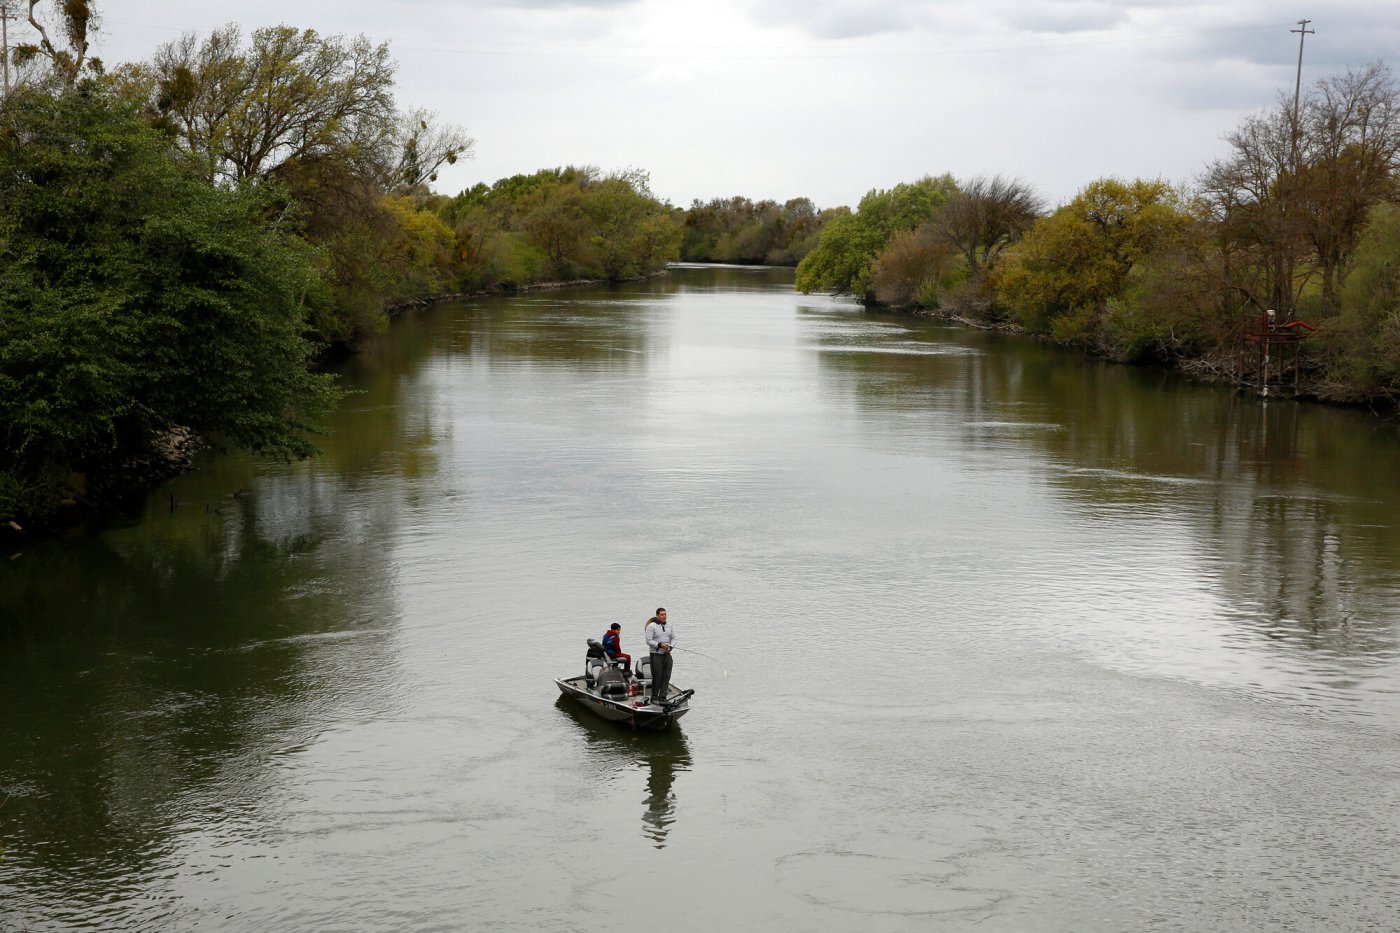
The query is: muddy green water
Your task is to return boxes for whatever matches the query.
[3,265,1399,931]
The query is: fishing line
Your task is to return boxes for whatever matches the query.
[670,646,729,677]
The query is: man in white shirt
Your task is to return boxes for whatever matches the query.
[644,608,675,703]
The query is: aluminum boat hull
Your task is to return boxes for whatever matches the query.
[555,675,691,730]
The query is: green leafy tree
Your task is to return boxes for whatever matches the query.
[381,194,456,299]
[521,180,592,279]
[128,25,473,344]
[588,170,658,279]
[795,174,957,298]
[629,211,683,276]
[1095,226,1222,364]
[439,166,678,287]
[679,196,827,266]
[792,208,859,292]
[0,84,339,521]
[1323,202,1400,397]
[448,206,543,291]
[993,178,1192,336]
[766,198,827,265]
[584,170,680,279]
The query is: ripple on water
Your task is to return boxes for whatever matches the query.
[773,825,1013,921]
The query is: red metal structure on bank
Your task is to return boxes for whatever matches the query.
[1239,309,1315,397]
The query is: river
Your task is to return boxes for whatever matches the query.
[2,264,1398,931]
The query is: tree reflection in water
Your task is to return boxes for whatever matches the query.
[554,697,692,848]
[807,310,1400,662]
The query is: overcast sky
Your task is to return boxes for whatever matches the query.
[65,1,1400,210]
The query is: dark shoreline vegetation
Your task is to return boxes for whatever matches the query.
[2,7,1399,533]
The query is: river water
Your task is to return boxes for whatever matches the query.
[3,265,1399,931]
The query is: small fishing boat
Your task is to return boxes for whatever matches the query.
[555,639,694,730]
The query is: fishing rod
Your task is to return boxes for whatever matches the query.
[669,645,729,677]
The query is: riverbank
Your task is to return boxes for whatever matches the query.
[892,300,1397,418]
[1,427,201,546]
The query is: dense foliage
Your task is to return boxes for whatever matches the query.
[993,179,1193,339]
[679,197,829,265]
[795,175,958,298]
[1324,203,1400,398]
[440,167,680,290]
[122,24,473,344]
[0,85,340,521]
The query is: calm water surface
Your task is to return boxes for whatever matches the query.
[3,265,1400,931]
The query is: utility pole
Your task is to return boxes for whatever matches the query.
[0,0,18,103]
[1289,18,1314,167]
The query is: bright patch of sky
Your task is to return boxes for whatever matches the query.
[70,1,1400,209]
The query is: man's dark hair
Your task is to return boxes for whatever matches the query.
[655,607,665,615]
[610,623,621,630]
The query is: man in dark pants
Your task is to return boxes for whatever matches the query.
[644,607,675,703]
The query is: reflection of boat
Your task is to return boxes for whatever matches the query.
[554,693,692,847]
[555,639,694,730]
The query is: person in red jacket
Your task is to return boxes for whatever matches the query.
[601,622,631,675]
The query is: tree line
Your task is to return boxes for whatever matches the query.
[0,9,682,526]
[679,196,832,265]
[796,62,1400,406]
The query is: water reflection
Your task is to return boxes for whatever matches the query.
[807,310,1400,681]
[0,443,405,928]
[669,262,800,294]
[554,697,692,848]
[432,292,657,370]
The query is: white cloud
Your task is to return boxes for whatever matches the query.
[77,0,1400,208]
[1010,2,1129,34]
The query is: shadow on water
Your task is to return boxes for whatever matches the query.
[553,696,692,849]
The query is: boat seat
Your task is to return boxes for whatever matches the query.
[634,657,652,685]
[595,666,628,697]
[585,656,606,686]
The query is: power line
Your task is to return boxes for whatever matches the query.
[352,23,1291,61]
[95,17,1286,64]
